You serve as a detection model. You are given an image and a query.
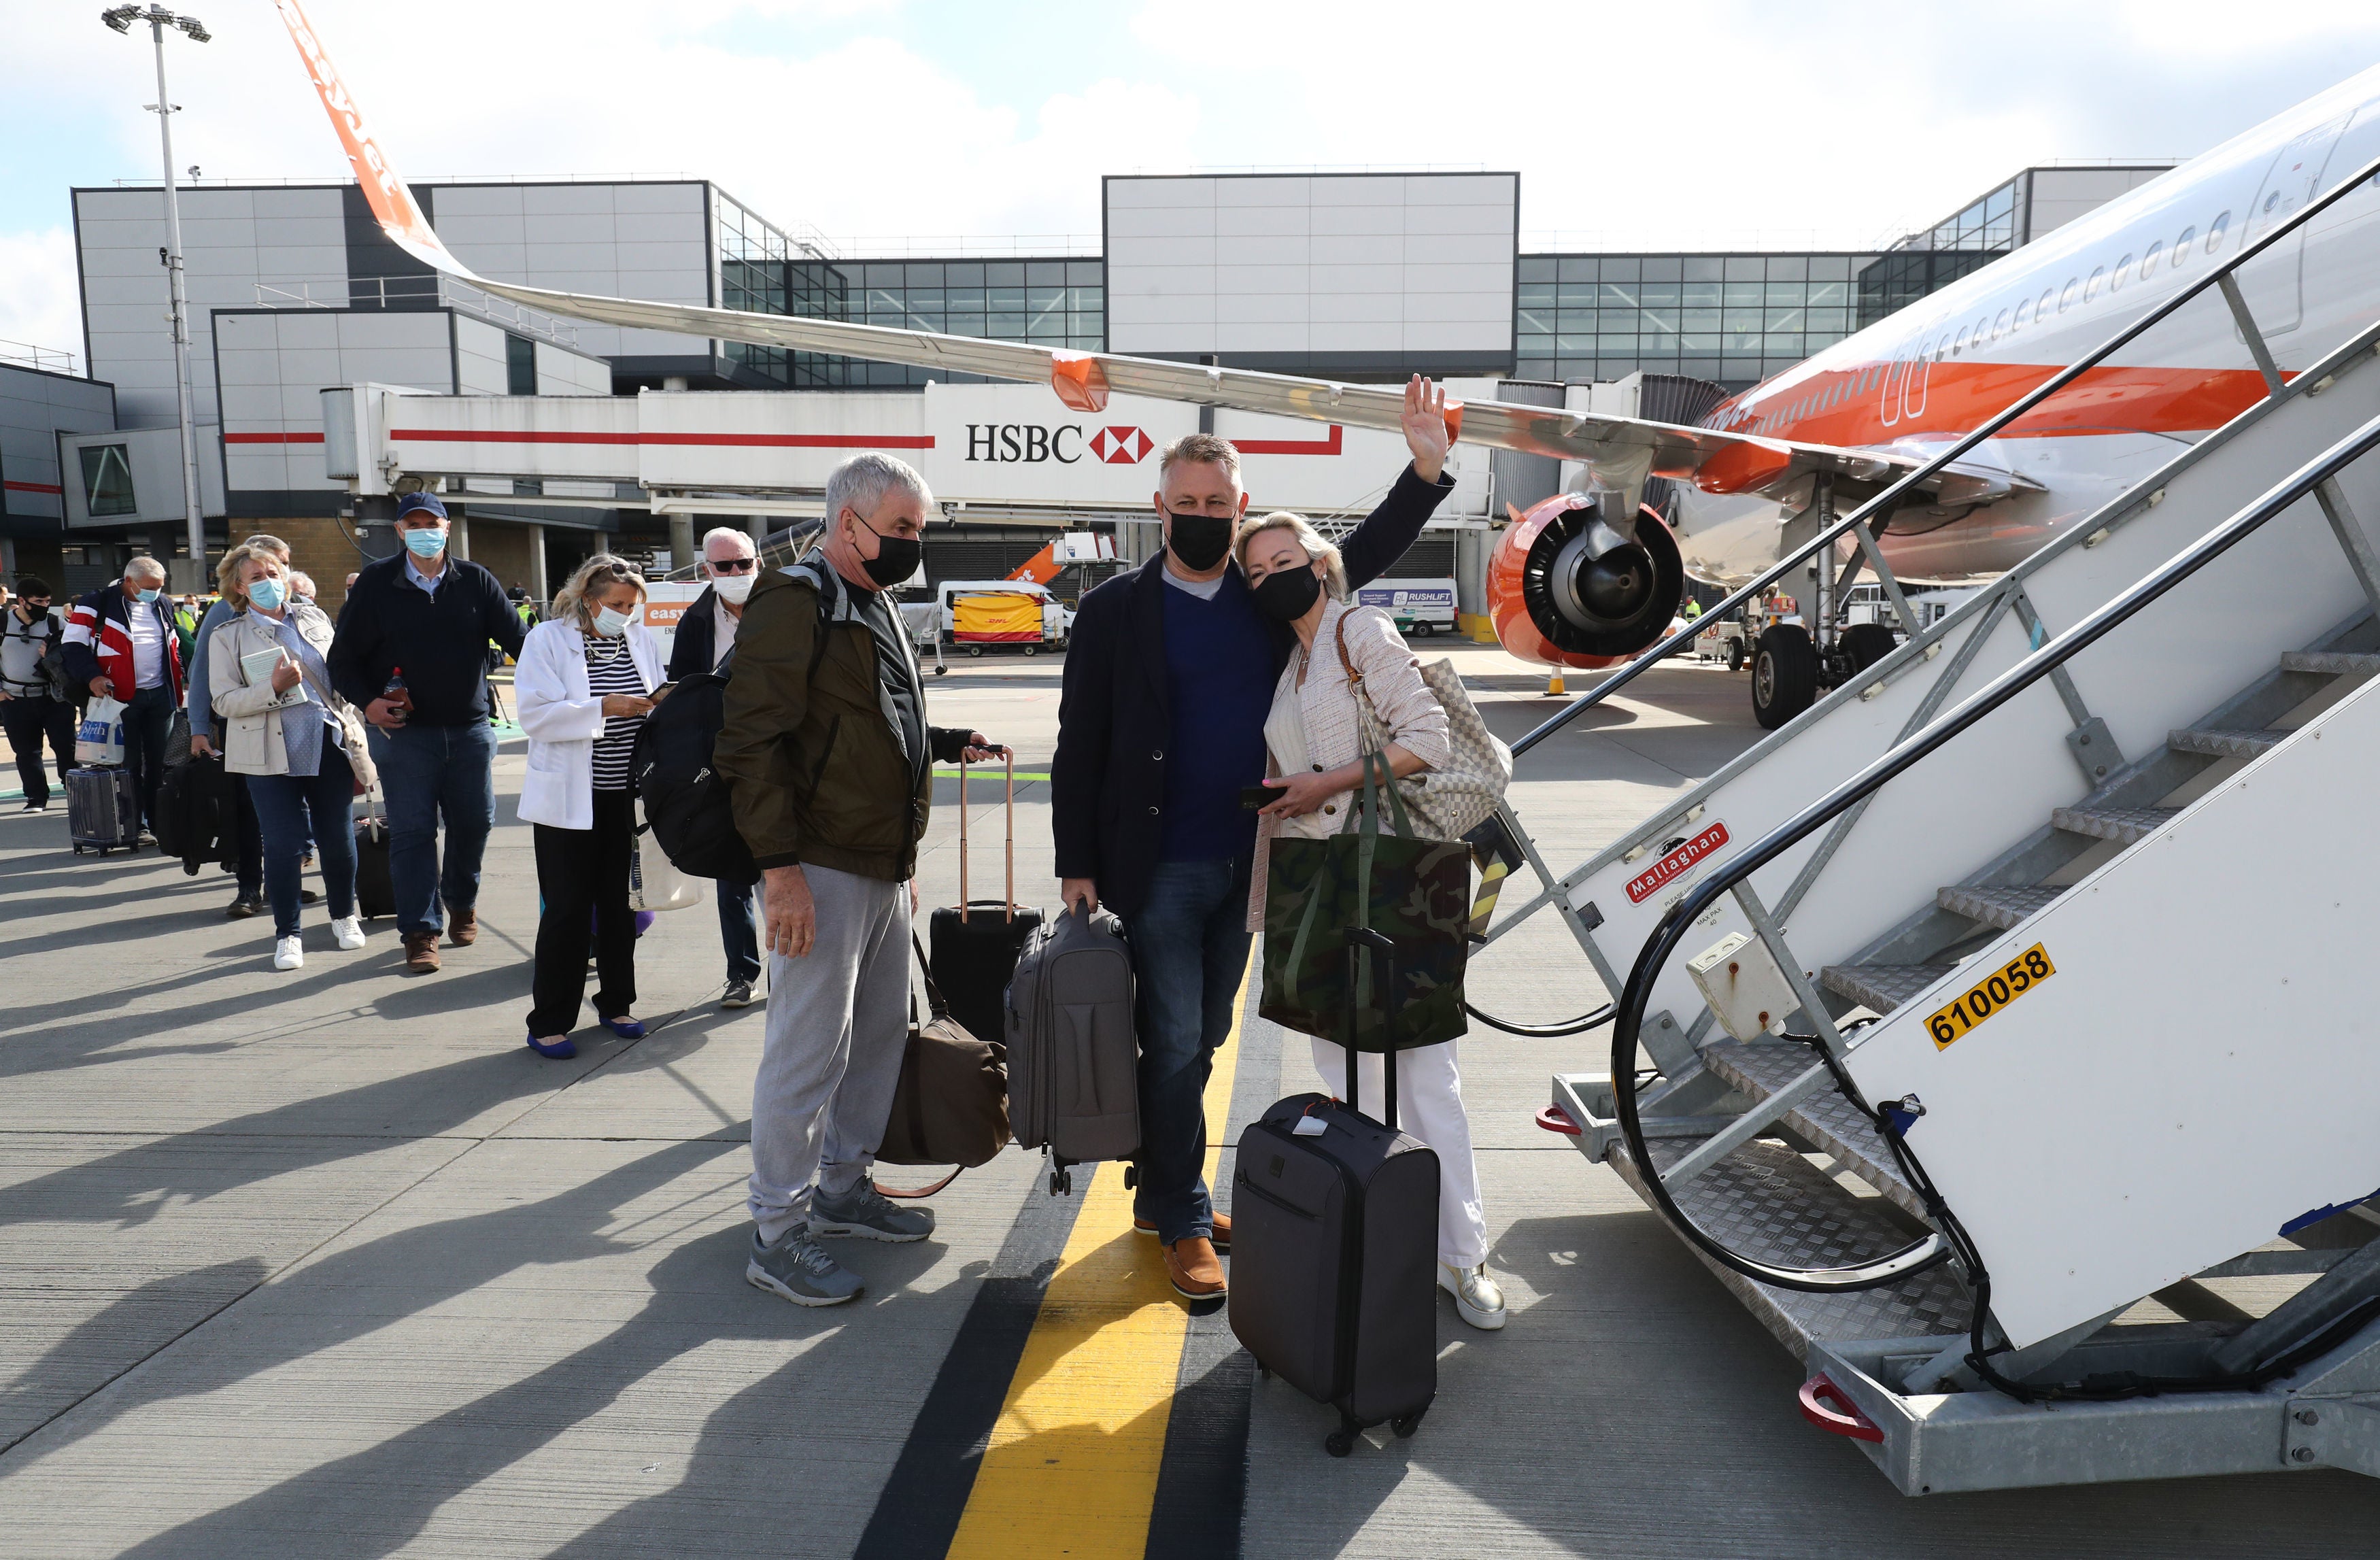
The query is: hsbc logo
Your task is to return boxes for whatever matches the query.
[962,423,1154,465]
[1089,426,1153,464]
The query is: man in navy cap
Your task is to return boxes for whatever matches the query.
[328,493,526,974]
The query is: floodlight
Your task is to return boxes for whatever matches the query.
[101,5,140,32]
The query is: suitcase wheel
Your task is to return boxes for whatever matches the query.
[1325,1426,1357,1458]
[1391,1409,1425,1439]
[1048,1166,1073,1197]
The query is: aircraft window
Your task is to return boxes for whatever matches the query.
[2263,190,2281,214]
[2206,211,2230,253]
[2174,226,2196,264]
[1993,308,2009,340]
[1976,313,1990,345]
[2058,278,2078,313]
[2039,287,2056,319]
[2086,265,2105,301]
[2111,254,2133,291]
[2141,239,2164,275]
[2014,296,2030,328]
[1953,324,1969,356]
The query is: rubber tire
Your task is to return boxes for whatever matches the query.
[1842,622,1898,673]
[1751,624,1818,730]
[1413,622,1433,637]
[1023,644,1038,656]
[968,645,983,658]
[934,666,949,677]
[1325,1429,1356,1457]
[1391,1410,1425,1439]
[1726,638,1746,673]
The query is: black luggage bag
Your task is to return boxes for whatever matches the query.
[928,754,1042,1054]
[67,766,139,855]
[354,793,395,919]
[1229,928,1440,1456]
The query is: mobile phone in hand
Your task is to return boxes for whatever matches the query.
[1240,783,1289,811]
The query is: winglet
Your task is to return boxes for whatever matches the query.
[273,0,465,277]
[1444,400,1465,443]
[1050,352,1111,413]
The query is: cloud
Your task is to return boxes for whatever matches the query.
[0,229,86,367]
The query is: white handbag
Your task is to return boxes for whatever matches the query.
[629,802,706,913]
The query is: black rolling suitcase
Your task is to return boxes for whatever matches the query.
[1229,928,1440,1456]
[67,766,139,855]
[928,753,1042,1053]
[353,791,396,919]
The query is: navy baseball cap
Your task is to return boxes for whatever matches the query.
[396,491,448,522]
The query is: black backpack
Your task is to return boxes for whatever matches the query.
[631,561,835,886]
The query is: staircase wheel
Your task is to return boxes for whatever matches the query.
[1726,637,1746,673]
[1751,624,1818,730]
[1841,622,1898,674]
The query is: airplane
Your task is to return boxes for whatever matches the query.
[271,1,2380,726]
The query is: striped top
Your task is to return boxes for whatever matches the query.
[585,639,650,792]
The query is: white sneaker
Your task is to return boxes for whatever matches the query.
[273,935,305,971]
[331,915,367,951]
[1438,1261,1508,1330]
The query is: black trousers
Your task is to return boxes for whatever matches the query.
[1,695,77,806]
[528,787,637,1038]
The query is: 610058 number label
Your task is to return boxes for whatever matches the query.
[1925,943,2056,1049]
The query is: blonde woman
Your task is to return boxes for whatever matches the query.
[1236,511,1506,1331]
[515,556,665,1058]
[207,545,373,970]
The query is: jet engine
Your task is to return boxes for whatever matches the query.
[1486,492,1686,670]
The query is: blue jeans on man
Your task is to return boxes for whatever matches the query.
[369,719,496,938]
[717,879,761,985]
[1125,854,1255,1244]
[121,683,176,834]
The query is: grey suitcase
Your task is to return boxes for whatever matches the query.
[67,766,139,855]
[1004,902,1137,1193]
[1229,928,1440,1455]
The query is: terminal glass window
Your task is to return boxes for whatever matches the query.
[80,444,137,517]
[1516,253,1875,390]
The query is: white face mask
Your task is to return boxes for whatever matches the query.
[592,605,634,638]
[711,572,756,605]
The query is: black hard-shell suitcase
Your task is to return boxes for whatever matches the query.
[67,766,139,855]
[353,794,395,919]
[928,754,1042,1053]
[1229,928,1440,1455]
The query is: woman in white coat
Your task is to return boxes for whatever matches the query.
[1236,510,1508,1332]
[515,555,664,1058]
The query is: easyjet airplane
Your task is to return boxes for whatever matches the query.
[271,1,2380,724]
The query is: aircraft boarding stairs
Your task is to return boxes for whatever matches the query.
[1484,169,2380,1494]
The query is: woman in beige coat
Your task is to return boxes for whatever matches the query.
[1236,510,1506,1331]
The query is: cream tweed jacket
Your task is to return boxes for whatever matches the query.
[1247,598,1453,930]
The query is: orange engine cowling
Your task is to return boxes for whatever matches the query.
[1486,492,1686,670]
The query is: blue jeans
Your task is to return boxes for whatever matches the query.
[248,744,359,938]
[122,683,176,832]
[717,879,761,984]
[1125,855,1255,1246]
[369,719,496,938]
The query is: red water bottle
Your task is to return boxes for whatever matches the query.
[381,665,413,725]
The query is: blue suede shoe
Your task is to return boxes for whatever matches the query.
[526,1033,578,1059]
[602,1016,647,1040]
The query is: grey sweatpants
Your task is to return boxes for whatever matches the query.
[747,863,911,1243]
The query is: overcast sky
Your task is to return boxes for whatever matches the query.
[5,0,2379,363]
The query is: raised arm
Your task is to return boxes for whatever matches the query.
[1337,375,1457,590]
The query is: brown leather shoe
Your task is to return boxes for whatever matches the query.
[1164,1236,1226,1300]
[446,907,478,947]
[403,931,443,973]
[1136,1210,1230,1253]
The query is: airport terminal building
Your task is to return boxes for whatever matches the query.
[0,162,2169,607]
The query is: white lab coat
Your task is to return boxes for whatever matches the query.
[514,617,664,830]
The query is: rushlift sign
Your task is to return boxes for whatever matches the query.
[1625,820,1731,904]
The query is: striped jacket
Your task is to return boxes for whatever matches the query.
[62,585,185,704]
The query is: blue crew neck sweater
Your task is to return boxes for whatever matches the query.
[1158,572,1273,862]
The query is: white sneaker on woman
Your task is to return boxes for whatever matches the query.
[273,935,305,971]
[1439,1261,1508,1330]
[331,916,367,951]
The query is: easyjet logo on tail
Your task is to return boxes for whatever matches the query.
[273,0,452,273]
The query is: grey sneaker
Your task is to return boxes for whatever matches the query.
[745,1227,863,1307]
[810,1178,935,1243]
[721,979,755,1008]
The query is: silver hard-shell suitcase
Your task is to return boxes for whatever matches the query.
[67,766,139,855]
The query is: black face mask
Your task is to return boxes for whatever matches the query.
[1251,564,1322,624]
[1166,511,1234,573]
[851,514,922,590]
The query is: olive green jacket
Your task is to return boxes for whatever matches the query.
[715,558,969,882]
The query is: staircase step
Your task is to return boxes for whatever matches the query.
[2281,649,2380,676]
[1698,1040,1928,1222]
[1820,962,1957,1014]
[2169,726,2282,760]
[2052,803,2179,846]
[1936,882,2064,930]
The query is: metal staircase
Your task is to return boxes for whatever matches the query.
[1483,151,2380,1493]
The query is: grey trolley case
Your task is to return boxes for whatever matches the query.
[1229,928,1440,1455]
[1004,902,1138,1194]
[67,766,139,855]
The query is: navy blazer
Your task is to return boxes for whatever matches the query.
[666,583,724,682]
[1050,462,1455,919]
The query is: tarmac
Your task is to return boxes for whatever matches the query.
[3,641,2375,1557]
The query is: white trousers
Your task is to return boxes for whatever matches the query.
[1309,1036,1488,1268]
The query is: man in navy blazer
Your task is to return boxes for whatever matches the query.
[1051,376,1457,1299]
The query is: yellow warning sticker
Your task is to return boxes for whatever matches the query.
[1926,943,2056,1049]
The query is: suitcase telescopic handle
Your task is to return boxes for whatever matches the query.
[952,750,1018,922]
[1342,926,1398,1132]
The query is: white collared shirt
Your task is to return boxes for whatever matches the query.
[403,552,449,598]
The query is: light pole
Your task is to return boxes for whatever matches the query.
[102,4,211,583]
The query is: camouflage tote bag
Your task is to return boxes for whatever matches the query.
[1259,753,1472,1051]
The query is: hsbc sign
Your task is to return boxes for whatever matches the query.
[961,423,1155,465]
[1090,426,1155,464]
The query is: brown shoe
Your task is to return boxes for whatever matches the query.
[1136,1210,1231,1253]
[446,907,478,947]
[1163,1236,1226,1300]
[403,931,443,974]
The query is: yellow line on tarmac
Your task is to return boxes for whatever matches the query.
[945,960,1251,1560]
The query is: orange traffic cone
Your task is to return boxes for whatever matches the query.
[1547,668,1567,696]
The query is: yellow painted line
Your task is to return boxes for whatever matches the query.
[945,957,1252,1560]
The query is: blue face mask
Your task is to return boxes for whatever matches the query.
[403,526,447,559]
[135,587,161,604]
[592,605,634,638]
[247,577,288,611]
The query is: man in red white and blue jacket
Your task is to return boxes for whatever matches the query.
[63,556,185,840]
